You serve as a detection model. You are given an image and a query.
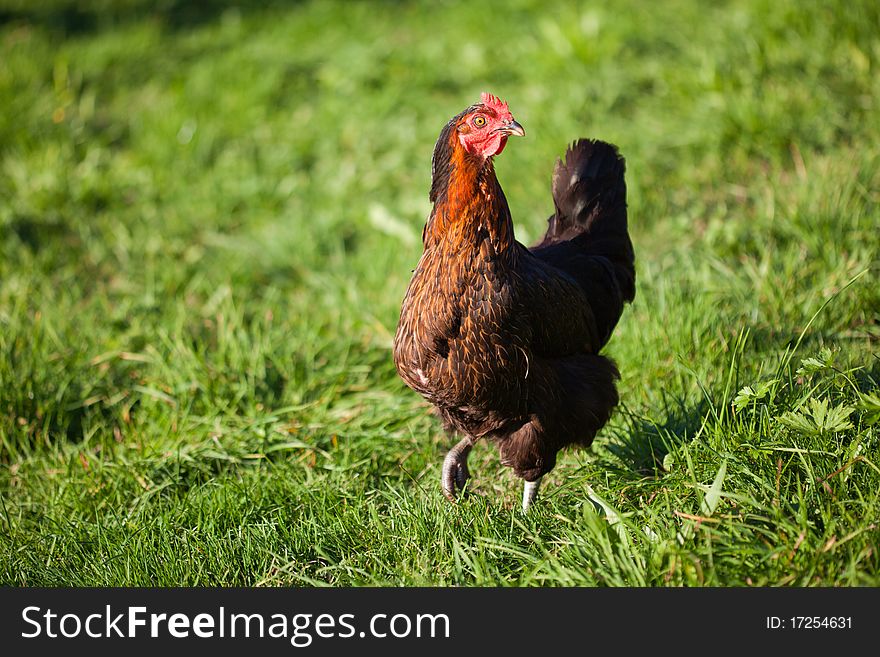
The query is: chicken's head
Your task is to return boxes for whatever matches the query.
[456,92,525,159]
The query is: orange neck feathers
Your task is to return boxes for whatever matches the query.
[424,132,515,256]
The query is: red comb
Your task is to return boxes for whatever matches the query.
[480,92,510,115]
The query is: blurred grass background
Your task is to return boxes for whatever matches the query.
[0,0,878,585]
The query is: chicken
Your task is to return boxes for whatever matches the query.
[393,93,635,511]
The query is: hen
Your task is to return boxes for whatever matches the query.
[393,93,635,511]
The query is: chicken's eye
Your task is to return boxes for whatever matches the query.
[472,115,487,128]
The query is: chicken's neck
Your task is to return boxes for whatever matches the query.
[424,149,516,260]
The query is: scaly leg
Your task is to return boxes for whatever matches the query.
[441,437,473,502]
[522,477,542,513]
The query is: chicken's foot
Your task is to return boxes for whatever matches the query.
[441,437,473,502]
[522,477,542,513]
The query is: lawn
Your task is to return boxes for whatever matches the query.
[1,0,878,586]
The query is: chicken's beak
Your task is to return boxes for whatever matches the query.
[497,120,525,137]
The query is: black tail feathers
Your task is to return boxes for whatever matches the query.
[535,139,635,305]
[542,139,627,244]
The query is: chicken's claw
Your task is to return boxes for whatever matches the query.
[441,437,474,502]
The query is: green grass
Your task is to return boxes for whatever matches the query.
[1,0,878,586]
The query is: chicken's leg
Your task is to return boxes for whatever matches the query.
[522,477,542,513]
[441,437,473,502]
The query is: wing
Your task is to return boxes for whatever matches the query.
[513,244,604,358]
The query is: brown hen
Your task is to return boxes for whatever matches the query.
[393,93,635,511]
